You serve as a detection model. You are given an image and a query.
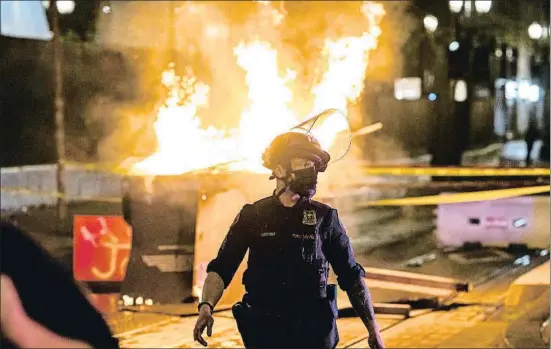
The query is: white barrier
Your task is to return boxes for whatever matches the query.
[1,164,122,211]
[436,195,550,249]
[0,154,432,213]
[1,149,504,214]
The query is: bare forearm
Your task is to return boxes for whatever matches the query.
[10,314,91,348]
[201,272,225,307]
[346,278,379,334]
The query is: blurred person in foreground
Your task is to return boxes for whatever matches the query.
[0,221,119,348]
[193,131,384,348]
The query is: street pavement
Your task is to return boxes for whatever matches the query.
[98,222,549,348]
[104,255,549,348]
[8,199,549,348]
[111,309,405,348]
[501,261,550,348]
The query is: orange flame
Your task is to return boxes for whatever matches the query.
[132,2,385,176]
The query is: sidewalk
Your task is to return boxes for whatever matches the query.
[500,140,550,168]
[346,258,550,348]
[502,261,550,348]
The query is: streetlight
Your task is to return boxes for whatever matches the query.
[454,80,468,102]
[423,15,439,33]
[42,0,75,14]
[56,1,75,14]
[474,1,492,14]
[449,41,460,51]
[528,22,543,40]
[449,0,463,13]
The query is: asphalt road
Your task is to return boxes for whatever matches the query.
[106,235,549,348]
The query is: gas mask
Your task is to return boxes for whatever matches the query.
[288,166,318,199]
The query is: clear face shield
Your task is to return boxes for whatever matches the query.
[289,108,352,166]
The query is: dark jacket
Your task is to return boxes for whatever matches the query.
[0,221,119,348]
[207,195,365,309]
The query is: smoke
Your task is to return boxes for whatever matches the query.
[91,1,417,166]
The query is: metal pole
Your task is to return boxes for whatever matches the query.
[452,15,474,166]
[48,1,67,229]
[430,31,452,167]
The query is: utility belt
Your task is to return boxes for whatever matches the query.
[246,283,336,312]
[232,284,338,347]
[243,264,331,302]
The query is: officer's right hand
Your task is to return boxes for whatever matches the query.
[193,304,215,347]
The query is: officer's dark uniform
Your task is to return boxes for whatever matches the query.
[207,194,365,348]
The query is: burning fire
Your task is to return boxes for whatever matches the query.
[132,2,385,176]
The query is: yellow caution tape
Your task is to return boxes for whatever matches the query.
[363,167,550,177]
[3,182,549,208]
[363,185,550,206]
[52,160,551,177]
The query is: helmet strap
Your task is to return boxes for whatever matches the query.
[273,160,292,198]
[274,187,287,198]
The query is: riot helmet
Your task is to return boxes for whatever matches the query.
[262,131,331,174]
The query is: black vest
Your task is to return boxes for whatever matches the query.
[242,196,332,307]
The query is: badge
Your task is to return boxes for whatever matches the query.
[302,210,317,225]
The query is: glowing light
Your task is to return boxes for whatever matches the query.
[528,22,543,40]
[449,41,459,52]
[474,1,492,14]
[518,82,540,102]
[454,80,467,102]
[394,77,422,100]
[449,41,460,51]
[56,0,75,14]
[449,0,463,13]
[423,15,438,33]
[505,80,518,100]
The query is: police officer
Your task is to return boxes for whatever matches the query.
[193,132,385,349]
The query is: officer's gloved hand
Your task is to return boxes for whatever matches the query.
[368,333,385,349]
[193,304,214,347]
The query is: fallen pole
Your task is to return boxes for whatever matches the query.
[365,267,471,292]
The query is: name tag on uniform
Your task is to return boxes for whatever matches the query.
[261,232,276,237]
[292,234,316,240]
[302,210,317,225]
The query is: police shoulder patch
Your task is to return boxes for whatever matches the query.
[302,210,317,225]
